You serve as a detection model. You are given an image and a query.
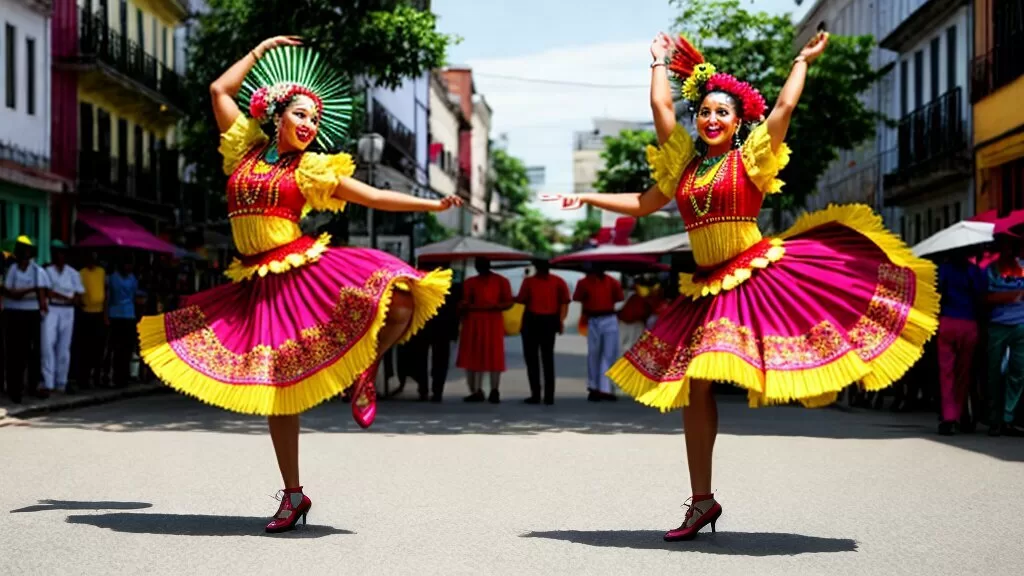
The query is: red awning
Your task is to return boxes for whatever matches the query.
[76,210,182,254]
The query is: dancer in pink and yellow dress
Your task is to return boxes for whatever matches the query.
[137,37,460,533]
[545,32,938,541]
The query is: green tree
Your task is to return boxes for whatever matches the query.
[183,0,455,199]
[490,147,559,254]
[570,215,601,248]
[671,0,888,218]
[420,212,454,244]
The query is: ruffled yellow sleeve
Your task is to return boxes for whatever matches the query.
[295,152,357,216]
[647,124,697,198]
[740,122,792,195]
[218,115,268,175]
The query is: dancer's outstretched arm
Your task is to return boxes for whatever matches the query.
[541,186,669,218]
[335,176,463,213]
[765,32,829,152]
[209,36,302,132]
[650,32,676,145]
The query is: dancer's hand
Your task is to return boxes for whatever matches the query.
[650,32,672,63]
[254,36,303,59]
[799,31,829,65]
[433,195,464,211]
[539,194,585,211]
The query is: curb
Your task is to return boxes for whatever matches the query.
[0,383,171,421]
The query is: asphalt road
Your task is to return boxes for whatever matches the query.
[2,336,1022,576]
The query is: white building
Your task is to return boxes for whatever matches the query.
[470,93,492,237]
[794,0,894,221]
[877,0,973,244]
[572,118,655,222]
[427,70,468,232]
[0,0,61,261]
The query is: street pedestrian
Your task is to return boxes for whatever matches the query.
[935,247,987,435]
[75,251,107,390]
[618,276,652,352]
[135,38,460,534]
[107,257,140,388]
[41,240,84,394]
[457,257,513,403]
[544,31,939,541]
[2,236,50,402]
[983,234,1024,437]
[517,258,570,405]
[573,262,624,401]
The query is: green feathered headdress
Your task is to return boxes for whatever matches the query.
[237,46,354,152]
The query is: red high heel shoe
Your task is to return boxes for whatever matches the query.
[663,496,722,542]
[266,486,312,534]
[351,361,379,429]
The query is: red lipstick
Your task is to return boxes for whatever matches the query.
[296,125,314,144]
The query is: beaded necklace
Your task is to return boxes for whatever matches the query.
[685,152,731,218]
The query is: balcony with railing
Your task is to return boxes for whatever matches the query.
[78,149,181,207]
[883,87,970,203]
[972,30,1024,103]
[371,99,422,182]
[68,8,185,113]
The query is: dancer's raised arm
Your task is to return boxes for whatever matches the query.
[650,32,676,145]
[541,186,669,218]
[209,36,302,132]
[765,32,828,152]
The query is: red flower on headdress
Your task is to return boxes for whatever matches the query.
[705,73,766,123]
[248,83,324,124]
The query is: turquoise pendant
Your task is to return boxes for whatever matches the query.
[264,145,280,164]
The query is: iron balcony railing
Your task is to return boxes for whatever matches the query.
[972,30,1024,102]
[0,140,50,171]
[78,8,185,108]
[78,149,181,203]
[892,87,967,177]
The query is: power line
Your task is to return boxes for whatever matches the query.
[473,72,647,89]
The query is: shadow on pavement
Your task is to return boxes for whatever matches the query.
[520,529,858,556]
[65,512,353,538]
[24,384,1024,463]
[10,500,153,514]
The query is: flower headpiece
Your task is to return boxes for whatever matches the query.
[668,35,766,123]
[237,46,353,151]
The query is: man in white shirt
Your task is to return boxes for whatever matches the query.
[42,240,84,394]
[3,236,50,402]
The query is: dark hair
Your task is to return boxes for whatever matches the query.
[266,94,325,152]
[690,90,752,155]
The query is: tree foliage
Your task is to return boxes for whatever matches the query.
[489,147,559,254]
[594,129,657,194]
[671,0,887,211]
[182,0,456,202]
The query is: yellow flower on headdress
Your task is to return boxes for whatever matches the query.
[681,62,717,102]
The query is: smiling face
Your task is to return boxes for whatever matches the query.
[695,91,742,149]
[275,94,320,152]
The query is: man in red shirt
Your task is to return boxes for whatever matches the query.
[517,259,571,405]
[573,263,625,401]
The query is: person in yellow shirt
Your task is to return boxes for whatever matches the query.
[75,251,107,391]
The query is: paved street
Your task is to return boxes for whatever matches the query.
[2,336,1023,576]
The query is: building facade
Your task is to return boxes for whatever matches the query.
[973,0,1024,215]
[795,0,894,222]
[879,0,973,244]
[1,0,63,262]
[51,0,186,240]
[427,70,469,233]
[442,67,496,238]
[572,117,655,223]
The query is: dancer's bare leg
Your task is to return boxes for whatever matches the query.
[683,379,718,495]
[377,289,415,357]
[268,415,301,488]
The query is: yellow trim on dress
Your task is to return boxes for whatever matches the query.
[647,124,697,198]
[740,122,791,194]
[679,238,786,299]
[137,268,453,416]
[296,152,355,216]
[688,220,764,267]
[606,203,939,412]
[219,115,268,175]
[224,232,333,283]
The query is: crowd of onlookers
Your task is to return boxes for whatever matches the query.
[0,236,182,405]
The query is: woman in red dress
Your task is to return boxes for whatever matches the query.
[457,258,513,403]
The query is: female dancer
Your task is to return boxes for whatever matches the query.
[137,37,460,533]
[545,31,938,541]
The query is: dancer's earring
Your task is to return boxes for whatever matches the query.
[266,120,281,163]
[733,122,743,148]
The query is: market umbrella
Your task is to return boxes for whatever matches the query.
[913,221,995,257]
[416,236,532,263]
[551,232,691,265]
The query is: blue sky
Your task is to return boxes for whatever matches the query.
[431,0,812,223]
